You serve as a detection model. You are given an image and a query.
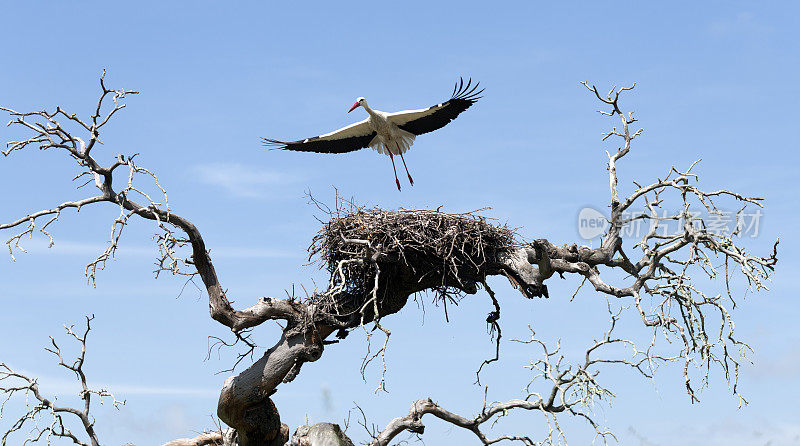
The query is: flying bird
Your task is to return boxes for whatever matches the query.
[263,78,483,191]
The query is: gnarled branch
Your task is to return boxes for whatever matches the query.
[2,77,779,445]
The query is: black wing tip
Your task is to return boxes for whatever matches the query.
[261,137,290,150]
[451,77,483,102]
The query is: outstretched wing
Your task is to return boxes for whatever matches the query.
[387,78,483,136]
[263,119,376,154]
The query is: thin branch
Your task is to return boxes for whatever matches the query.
[0,315,124,446]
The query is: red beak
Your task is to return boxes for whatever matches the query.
[348,102,360,113]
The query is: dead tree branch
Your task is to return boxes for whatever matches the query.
[287,423,354,446]
[0,73,347,444]
[1,77,779,444]
[161,431,226,446]
[0,315,124,446]
[371,303,660,445]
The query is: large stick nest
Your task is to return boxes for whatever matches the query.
[309,206,517,324]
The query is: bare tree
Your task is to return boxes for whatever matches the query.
[0,74,778,445]
[0,316,124,446]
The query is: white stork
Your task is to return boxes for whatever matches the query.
[263,78,483,191]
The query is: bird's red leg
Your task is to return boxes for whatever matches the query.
[386,145,401,191]
[396,141,414,186]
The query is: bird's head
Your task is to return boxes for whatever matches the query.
[348,97,366,113]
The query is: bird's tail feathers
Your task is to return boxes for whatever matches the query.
[370,132,415,155]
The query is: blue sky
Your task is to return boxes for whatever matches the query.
[0,1,798,445]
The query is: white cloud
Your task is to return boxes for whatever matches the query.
[630,417,800,446]
[750,344,800,380]
[100,403,200,440]
[94,384,218,397]
[12,238,298,260]
[14,369,218,397]
[16,238,152,256]
[708,12,773,37]
[211,246,299,259]
[190,162,298,198]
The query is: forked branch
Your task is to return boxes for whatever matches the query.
[1,77,779,445]
[371,303,660,445]
[0,316,124,446]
